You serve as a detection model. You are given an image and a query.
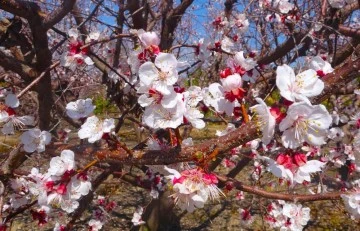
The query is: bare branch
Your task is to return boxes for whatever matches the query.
[17,61,60,98]
[0,0,40,20]
[43,0,77,29]
[338,25,360,39]
[257,30,310,65]
[219,176,344,202]
[0,49,36,80]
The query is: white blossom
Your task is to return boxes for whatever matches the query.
[48,150,75,176]
[279,102,332,149]
[250,98,276,145]
[276,64,324,103]
[138,53,178,95]
[66,98,95,120]
[132,207,146,226]
[78,116,115,143]
[20,129,51,153]
[341,191,360,219]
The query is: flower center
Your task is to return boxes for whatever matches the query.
[158,71,168,81]
[293,117,308,141]
[149,89,163,104]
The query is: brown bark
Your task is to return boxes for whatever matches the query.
[159,0,194,50]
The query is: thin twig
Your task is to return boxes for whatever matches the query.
[17,61,60,98]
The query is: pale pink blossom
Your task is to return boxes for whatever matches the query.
[137,30,160,48]
[250,98,276,145]
[202,83,233,116]
[0,113,34,135]
[138,53,178,95]
[88,219,104,231]
[132,207,146,226]
[276,64,324,103]
[308,56,334,77]
[60,28,96,70]
[47,149,75,176]
[234,14,249,33]
[263,153,326,184]
[239,208,254,225]
[183,89,205,129]
[279,102,332,149]
[274,0,295,13]
[266,201,311,231]
[137,84,178,108]
[20,128,51,153]
[341,191,360,219]
[221,37,234,53]
[53,222,66,231]
[229,51,257,72]
[4,93,19,108]
[165,167,223,212]
[78,116,115,143]
[142,96,184,129]
[66,98,95,120]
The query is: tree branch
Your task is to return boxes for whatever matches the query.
[0,0,40,20]
[43,0,77,29]
[338,25,360,39]
[0,49,36,80]
[257,30,309,65]
[218,176,344,202]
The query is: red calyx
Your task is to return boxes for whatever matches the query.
[220,68,232,79]
[224,88,246,102]
[316,70,325,78]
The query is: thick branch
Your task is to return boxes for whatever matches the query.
[257,30,309,65]
[224,0,237,19]
[159,0,194,50]
[312,57,360,103]
[127,0,145,29]
[332,38,360,67]
[338,25,360,39]
[0,0,40,20]
[339,1,359,24]
[43,0,76,29]
[0,49,36,80]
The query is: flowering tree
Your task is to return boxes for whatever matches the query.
[0,0,360,230]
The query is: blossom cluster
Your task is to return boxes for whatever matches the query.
[5,150,91,226]
[266,201,311,231]
[0,1,360,228]
[165,166,223,213]
[128,31,206,129]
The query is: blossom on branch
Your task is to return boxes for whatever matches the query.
[139,53,179,95]
[266,201,311,231]
[273,0,295,14]
[78,116,115,143]
[0,93,34,135]
[279,102,332,149]
[165,166,223,213]
[276,64,324,103]
[61,28,98,71]
[20,128,51,153]
[341,191,360,220]
[263,153,326,184]
[66,98,95,120]
[308,56,334,77]
[250,98,276,145]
